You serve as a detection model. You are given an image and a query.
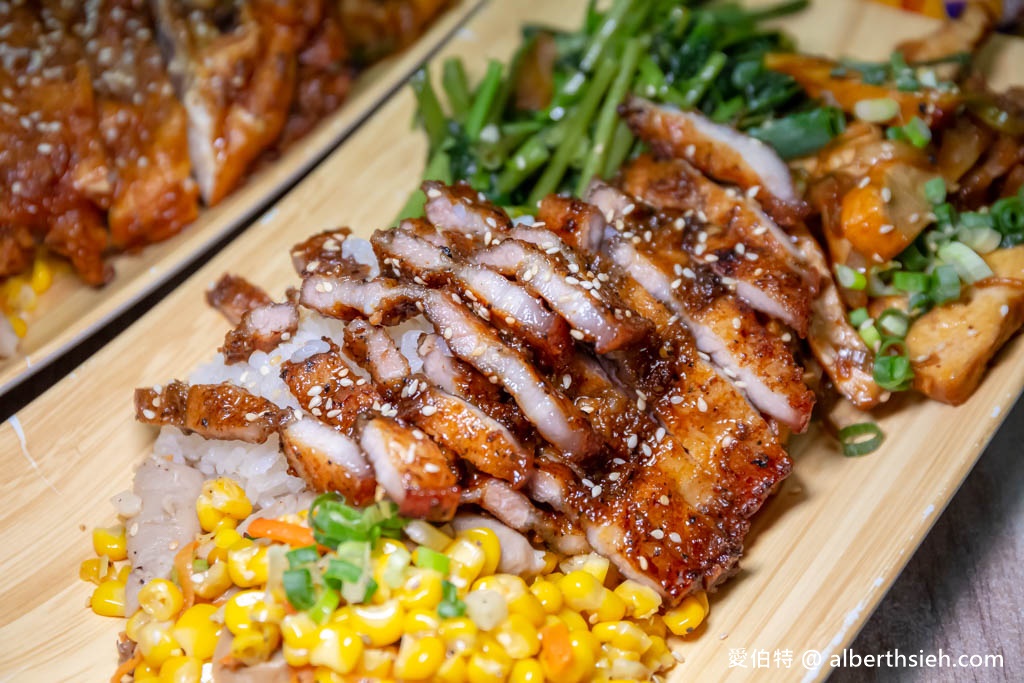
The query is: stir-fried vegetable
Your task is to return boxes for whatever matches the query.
[86,479,711,682]
[403,0,834,215]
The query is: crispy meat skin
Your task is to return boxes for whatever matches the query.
[206,274,274,325]
[222,303,299,364]
[279,343,380,435]
[134,381,282,442]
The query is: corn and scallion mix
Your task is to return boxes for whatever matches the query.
[85,478,709,682]
[1,251,60,338]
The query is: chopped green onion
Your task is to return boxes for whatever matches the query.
[382,547,412,588]
[858,321,881,349]
[834,263,866,290]
[877,308,910,338]
[853,97,899,123]
[324,558,363,585]
[873,339,914,391]
[930,264,961,305]
[283,568,315,610]
[308,587,340,624]
[414,547,451,575]
[438,580,466,618]
[309,494,406,550]
[938,241,993,284]
[286,546,320,570]
[838,422,885,457]
[849,307,870,327]
[958,226,1002,255]
[923,177,947,205]
[867,264,899,297]
[891,117,932,148]
[893,270,930,293]
[992,193,1024,247]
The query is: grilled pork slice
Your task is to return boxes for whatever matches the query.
[280,343,380,434]
[535,195,607,255]
[358,417,460,521]
[372,227,575,367]
[290,227,380,279]
[0,4,113,284]
[279,417,375,505]
[621,96,808,226]
[73,0,199,249]
[222,303,300,364]
[301,278,603,461]
[423,181,513,237]
[618,156,817,334]
[150,0,318,204]
[344,319,533,486]
[135,381,282,443]
[207,274,274,325]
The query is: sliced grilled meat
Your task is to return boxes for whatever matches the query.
[134,381,282,443]
[290,227,379,279]
[279,417,376,505]
[423,181,512,237]
[358,417,460,521]
[222,303,300,364]
[206,274,274,325]
[279,343,380,434]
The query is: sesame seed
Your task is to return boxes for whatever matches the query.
[562,375,572,389]
[627,434,639,450]
[879,224,895,234]
[591,485,603,498]
[858,176,871,189]
[639,556,649,570]
[307,386,323,397]
[732,317,741,330]
[651,529,665,539]
[608,472,621,482]
[659,495,670,505]
[570,329,585,340]
[881,187,893,203]
[1000,304,1009,317]
[697,397,708,412]
[668,532,682,544]
[421,405,438,416]
[426,188,442,199]
[670,395,684,405]
[142,409,156,420]
[424,463,441,473]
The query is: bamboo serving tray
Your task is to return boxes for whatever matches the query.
[1,1,1022,681]
[0,0,481,397]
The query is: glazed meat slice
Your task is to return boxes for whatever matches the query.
[423,181,513,237]
[359,417,460,521]
[473,238,653,353]
[345,319,533,486]
[279,417,376,505]
[621,96,808,226]
[617,157,816,334]
[150,0,318,204]
[372,226,575,366]
[280,343,380,433]
[206,274,274,325]
[70,0,199,249]
[301,279,602,461]
[222,303,300,364]
[535,195,606,255]
[0,4,113,284]
[134,381,282,443]
[290,228,379,279]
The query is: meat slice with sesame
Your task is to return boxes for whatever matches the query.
[222,303,300,364]
[279,417,376,505]
[134,381,283,443]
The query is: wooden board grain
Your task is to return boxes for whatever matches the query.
[0,0,481,397]
[1,1,1022,681]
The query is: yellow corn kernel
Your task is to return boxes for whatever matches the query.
[283,644,310,668]
[6,313,26,338]
[558,571,604,612]
[90,579,126,617]
[30,258,53,294]
[559,554,610,584]
[509,658,545,683]
[458,527,501,577]
[227,543,269,588]
[404,608,441,635]
[349,600,405,647]
[172,604,221,660]
[446,537,487,590]
[547,633,596,683]
[556,609,589,633]
[127,609,154,642]
[139,578,184,621]
[663,594,708,636]
[196,478,253,533]
[592,621,652,655]
[231,626,281,666]
[309,623,363,674]
[397,568,444,611]
[312,667,344,683]
[509,592,546,629]
[214,527,243,550]
[613,580,662,620]
[134,662,159,682]
[530,578,563,614]
[377,537,408,556]
[281,613,320,651]
[224,590,265,634]
[600,646,650,681]
[192,561,232,601]
[466,643,512,683]
[93,525,128,561]
[436,653,468,683]
[158,655,202,683]
[79,557,116,585]
[494,614,540,659]
[541,552,559,575]
[394,634,445,680]
[357,647,395,677]
[591,589,626,623]
[439,617,479,655]
[634,615,667,639]
[328,606,355,629]
[137,621,182,668]
[641,635,674,672]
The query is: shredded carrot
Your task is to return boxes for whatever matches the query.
[539,620,573,675]
[246,518,318,548]
[109,648,142,683]
[174,540,199,610]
